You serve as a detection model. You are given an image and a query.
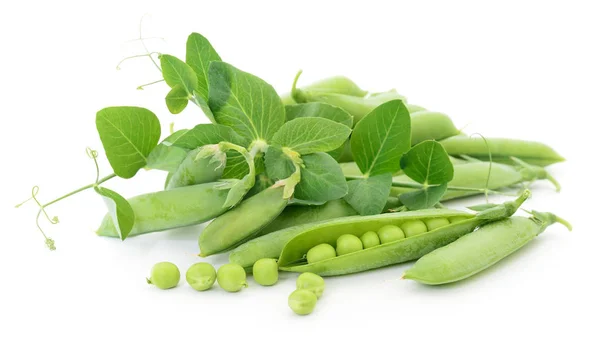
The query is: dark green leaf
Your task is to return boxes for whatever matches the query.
[294,153,348,202]
[185,33,221,101]
[165,85,189,114]
[146,144,188,172]
[351,100,411,176]
[271,118,351,155]
[398,183,448,210]
[160,54,198,95]
[96,107,161,179]
[264,146,295,181]
[344,174,392,215]
[94,186,135,240]
[285,102,353,127]
[400,140,454,185]
[208,61,285,142]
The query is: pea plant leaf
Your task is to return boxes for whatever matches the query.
[192,91,216,123]
[285,102,353,127]
[222,151,250,179]
[293,153,348,202]
[351,100,411,176]
[96,107,161,179]
[344,174,392,215]
[271,117,351,155]
[165,85,189,114]
[400,140,454,185]
[164,124,248,149]
[208,61,285,143]
[264,146,295,181]
[94,186,135,240]
[399,183,448,210]
[185,32,221,101]
[160,54,198,95]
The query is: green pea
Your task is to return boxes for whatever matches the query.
[336,234,363,256]
[377,225,405,244]
[217,263,248,292]
[288,289,318,316]
[424,218,450,231]
[360,231,380,249]
[307,243,336,264]
[402,220,428,237]
[252,258,279,286]
[186,262,216,291]
[296,272,325,298]
[147,262,180,290]
[449,215,470,224]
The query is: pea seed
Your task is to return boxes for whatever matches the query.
[186,262,216,291]
[288,289,318,315]
[296,272,326,298]
[252,258,279,286]
[336,234,363,256]
[147,262,180,290]
[360,231,380,249]
[402,220,428,237]
[217,263,248,292]
[449,215,470,224]
[377,225,405,244]
[424,218,451,231]
[307,243,336,264]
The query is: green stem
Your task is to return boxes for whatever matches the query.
[42,173,116,208]
[291,70,305,103]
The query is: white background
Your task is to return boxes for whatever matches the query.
[1,1,598,345]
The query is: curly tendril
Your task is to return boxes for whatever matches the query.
[15,186,58,251]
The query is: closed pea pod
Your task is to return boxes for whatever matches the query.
[165,146,225,190]
[403,211,571,285]
[409,111,460,146]
[199,185,288,256]
[281,74,368,105]
[96,182,230,238]
[277,192,529,276]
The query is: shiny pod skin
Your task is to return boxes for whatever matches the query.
[440,137,565,167]
[199,186,288,256]
[96,182,230,238]
[165,147,224,190]
[410,111,460,146]
[403,212,571,285]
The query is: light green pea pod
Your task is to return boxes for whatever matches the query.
[277,192,529,276]
[341,156,468,179]
[410,111,460,146]
[96,182,230,238]
[281,75,368,105]
[440,136,565,167]
[165,146,225,190]
[403,211,571,285]
[199,186,289,257]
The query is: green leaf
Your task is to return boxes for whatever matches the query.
[271,118,351,155]
[165,124,248,149]
[165,85,189,114]
[344,174,392,216]
[96,107,161,179]
[192,91,216,123]
[146,144,188,172]
[264,146,295,181]
[208,61,285,142]
[398,183,448,210]
[160,54,198,95]
[400,140,454,185]
[221,174,254,209]
[351,100,411,176]
[94,186,135,240]
[294,153,348,202]
[285,102,353,127]
[186,33,221,101]
[222,151,250,179]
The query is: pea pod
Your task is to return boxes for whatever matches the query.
[96,182,230,238]
[440,136,565,167]
[341,156,468,179]
[403,211,571,285]
[165,147,225,190]
[198,185,288,256]
[281,75,368,105]
[277,192,529,276]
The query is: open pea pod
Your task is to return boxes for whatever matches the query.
[277,191,529,276]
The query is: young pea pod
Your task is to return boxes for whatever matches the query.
[277,192,529,276]
[440,136,565,167]
[165,146,225,190]
[96,182,230,238]
[403,211,572,285]
[198,185,288,256]
[281,75,368,105]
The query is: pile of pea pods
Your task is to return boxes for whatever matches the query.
[21,32,569,316]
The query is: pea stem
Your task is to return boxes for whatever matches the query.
[41,173,117,209]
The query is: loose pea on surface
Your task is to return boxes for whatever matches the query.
[336,234,363,256]
[360,231,380,249]
[307,243,336,264]
[377,225,405,244]
[288,289,318,316]
[217,263,248,292]
[402,220,428,237]
[296,272,325,298]
[186,262,216,291]
[147,262,180,290]
[424,218,451,231]
[253,258,279,286]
